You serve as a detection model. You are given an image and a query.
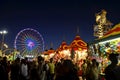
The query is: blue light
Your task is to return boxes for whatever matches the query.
[28,41,35,48]
[25,38,37,51]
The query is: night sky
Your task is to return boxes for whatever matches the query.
[0,0,120,50]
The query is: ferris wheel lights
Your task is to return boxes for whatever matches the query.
[14,28,44,56]
[28,41,35,47]
[26,55,34,58]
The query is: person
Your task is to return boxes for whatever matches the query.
[29,61,40,80]
[37,56,46,80]
[48,58,55,80]
[104,53,120,80]
[86,59,99,80]
[1,57,9,80]
[43,61,49,80]
[91,59,99,80]
[20,59,29,80]
[10,57,21,80]
[55,59,79,80]
[0,56,9,80]
[81,60,87,80]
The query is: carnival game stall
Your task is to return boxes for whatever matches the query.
[88,23,120,72]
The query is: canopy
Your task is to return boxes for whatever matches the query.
[57,41,69,51]
[70,35,87,50]
[43,48,55,55]
[101,23,120,39]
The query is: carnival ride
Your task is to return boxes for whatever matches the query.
[14,28,44,57]
[94,9,113,38]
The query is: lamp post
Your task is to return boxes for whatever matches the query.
[0,30,8,56]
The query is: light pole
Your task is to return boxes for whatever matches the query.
[0,30,8,55]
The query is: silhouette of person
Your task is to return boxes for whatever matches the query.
[104,53,120,80]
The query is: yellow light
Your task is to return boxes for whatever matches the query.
[99,37,120,44]
[4,44,8,48]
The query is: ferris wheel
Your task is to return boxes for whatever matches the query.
[14,28,44,57]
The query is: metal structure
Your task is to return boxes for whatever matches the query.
[14,28,44,57]
[0,30,8,56]
[94,9,113,38]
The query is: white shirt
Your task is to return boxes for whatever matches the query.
[21,63,28,77]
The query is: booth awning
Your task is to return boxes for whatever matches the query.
[102,23,120,39]
[70,35,87,50]
[43,48,55,55]
[57,41,69,51]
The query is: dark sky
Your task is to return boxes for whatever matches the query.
[0,0,120,50]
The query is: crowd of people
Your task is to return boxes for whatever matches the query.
[0,56,79,80]
[81,53,120,80]
[0,53,120,80]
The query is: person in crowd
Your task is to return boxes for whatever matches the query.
[104,53,120,80]
[81,60,87,80]
[10,57,21,80]
[20,59,29,80]
[54,61,63,80]
[0,56,9,80]
[0,56,8,80]
[85,60,92,80]
[85,59,99,80]
[29,61,40,80]
[37,56,46,80]
[43,61,49,80]
[91,59,99,80]
[48,58,55,80]
[55,59,79,80]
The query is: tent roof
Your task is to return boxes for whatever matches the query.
[102,23,120,39]
[43,48,55,55]
[70,35,87,50]
[57,41,69,51]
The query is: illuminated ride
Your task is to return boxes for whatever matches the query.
[14,28,44,57]
[94,9,113,38]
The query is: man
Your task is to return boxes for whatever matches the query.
[105,53,120,80]
[81,60,87,80]
[48,58,55,80]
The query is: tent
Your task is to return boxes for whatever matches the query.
[56,41,70,59]
[70,35,87,50]
[70,35,87,63]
